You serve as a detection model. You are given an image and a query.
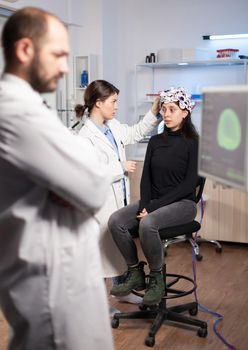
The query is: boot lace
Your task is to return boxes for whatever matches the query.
[147,274,158,291]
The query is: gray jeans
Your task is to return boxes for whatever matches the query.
[108,199,197,272]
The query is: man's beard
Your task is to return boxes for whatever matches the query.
[28,55,62,93]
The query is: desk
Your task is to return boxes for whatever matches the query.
[200,179,248,243]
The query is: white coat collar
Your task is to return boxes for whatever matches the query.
[1,73,43,104]
[83,118,118,151]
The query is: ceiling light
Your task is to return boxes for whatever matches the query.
[203,34,248,40]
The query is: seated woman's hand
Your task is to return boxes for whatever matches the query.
[136,208,148,220]
[123,160,137,173]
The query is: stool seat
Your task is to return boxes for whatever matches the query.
[161,177,222,260]
[159,220,201,240]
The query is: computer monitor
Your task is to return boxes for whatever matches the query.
[198,85,248,191]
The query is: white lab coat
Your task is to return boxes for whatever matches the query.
[79,112,158,277]
[0,74,114,350]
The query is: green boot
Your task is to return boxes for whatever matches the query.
[143,271,165,305]
[110,263,146,297]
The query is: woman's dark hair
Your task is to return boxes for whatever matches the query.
[162,101,199,140]
[74,104,85,118]
[75,80,119,116]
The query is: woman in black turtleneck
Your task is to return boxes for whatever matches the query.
[108,87,199,306]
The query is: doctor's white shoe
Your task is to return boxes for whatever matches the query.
[116,293,143,304]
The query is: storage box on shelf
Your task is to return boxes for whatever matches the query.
[157,48,214,62]
[181,48,213,61]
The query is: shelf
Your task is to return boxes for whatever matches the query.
[136,58,248,69]
[73,54,97,103]
[138,98,202,104]
[138,99,155,103]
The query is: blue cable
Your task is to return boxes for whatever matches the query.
[191,196,239,350]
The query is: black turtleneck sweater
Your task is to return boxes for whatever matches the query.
[139,129,198,213]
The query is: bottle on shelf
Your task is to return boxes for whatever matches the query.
[150,53,156,63]
[145,55,151,63]
[80,70,88,88]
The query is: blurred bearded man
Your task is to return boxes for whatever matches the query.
[0,7,114,350]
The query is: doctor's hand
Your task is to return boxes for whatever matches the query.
[136,208,148,220]
[123,160,137,173]
[151,96,161,116]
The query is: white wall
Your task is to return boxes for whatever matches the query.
[0,0,69,20]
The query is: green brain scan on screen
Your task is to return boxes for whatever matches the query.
[217,108,241,151]
[198,85,248,191]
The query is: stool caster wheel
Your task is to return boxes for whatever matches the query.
[197,327,208,338]
[145,336,155,347]
[196,254,203,261]
[111,318,119,329]
[216,247,222,253]
[189,305,198,316]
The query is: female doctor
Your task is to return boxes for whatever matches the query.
[78,80,160,291]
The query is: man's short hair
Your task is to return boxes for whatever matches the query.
[1,7,61,64]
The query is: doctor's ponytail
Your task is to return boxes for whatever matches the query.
[74,104,87,118]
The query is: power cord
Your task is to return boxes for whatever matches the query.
[191,196,240,350]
